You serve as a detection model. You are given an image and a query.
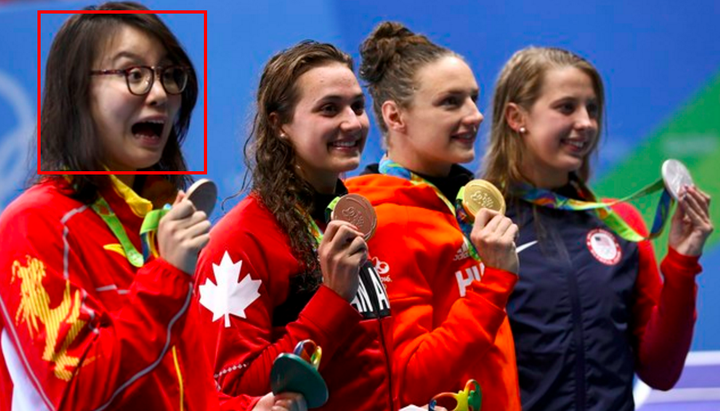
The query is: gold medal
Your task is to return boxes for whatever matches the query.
[331,194,377,240]
[461,179,506,219]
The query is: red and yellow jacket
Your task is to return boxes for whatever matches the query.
[194,192,398,411]
[0,177,254,411]
[346,172,521,410]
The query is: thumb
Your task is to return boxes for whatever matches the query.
[174,190,186,205]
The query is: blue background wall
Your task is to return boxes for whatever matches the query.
[1,0,718,351]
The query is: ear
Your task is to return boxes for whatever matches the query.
[268,112,288,139]
[381,100,405,133]
[505,103,526,133]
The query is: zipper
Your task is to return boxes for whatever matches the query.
[360,263,395,410]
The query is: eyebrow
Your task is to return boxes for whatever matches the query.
[314,93,365,104]
[437,87,480,96]
[111,51,171,65]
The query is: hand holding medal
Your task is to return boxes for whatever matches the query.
[455,179,519,274]
[314,193,377,302]
[141,179,217,273]
[663,160,713,256]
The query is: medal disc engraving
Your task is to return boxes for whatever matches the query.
[462,179,506,218]
[662,159,694,201]
[331,194,377,240]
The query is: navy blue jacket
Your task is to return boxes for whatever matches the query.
[507,196,640,411]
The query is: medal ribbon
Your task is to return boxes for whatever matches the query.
[296,196,343,248]
[379,157,481,261]
[92,196,170,267]
[512,176,672,242]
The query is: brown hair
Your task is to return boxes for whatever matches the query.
[482,47,604,194]
[244,40,354,280]
[39,1,197,202]
[359,21,456,145]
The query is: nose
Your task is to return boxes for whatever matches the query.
[146,71,168,107]
[340,106,364,134]
[575,106,596,132]
[464,99,484,131]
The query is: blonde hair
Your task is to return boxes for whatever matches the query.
[482,47,604,194]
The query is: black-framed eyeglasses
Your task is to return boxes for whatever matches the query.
[90,65,190,96]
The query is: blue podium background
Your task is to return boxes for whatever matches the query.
[1,0,718,358]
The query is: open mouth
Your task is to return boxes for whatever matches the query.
[131,119,165,140]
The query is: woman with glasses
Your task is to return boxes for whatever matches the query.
[0,2,301,410]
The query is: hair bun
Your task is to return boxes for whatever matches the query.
[359,21,417,84]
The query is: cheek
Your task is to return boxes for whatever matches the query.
[169,96,183,120]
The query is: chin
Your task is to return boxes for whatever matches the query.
[334,159,360,174]
[453,151,475,165]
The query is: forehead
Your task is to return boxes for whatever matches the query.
[414,56,478,95]
[94,24,169,66]
[295,63,360,102]
[539,66,596,99]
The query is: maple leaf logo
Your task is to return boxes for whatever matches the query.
[199,251,261,327]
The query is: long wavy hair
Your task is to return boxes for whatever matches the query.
[482,47,605,195]
[244,40,354,279]
[38,1,197,202]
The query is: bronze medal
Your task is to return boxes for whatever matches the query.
[331,193,377,240]
[462,179,506,219]
[186,178,218,216]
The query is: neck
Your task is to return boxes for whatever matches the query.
[297,168,337,195]
[521,164,569,190]
[387,148,452,178]
[115,174,135,188]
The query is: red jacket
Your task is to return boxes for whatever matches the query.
[346,174,521,410]
[0,177,254,411]
[194,193,398,411]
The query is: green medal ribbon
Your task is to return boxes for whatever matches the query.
[91,196,170,267]
[512,176,672,242]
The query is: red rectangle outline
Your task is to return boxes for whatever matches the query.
[37,9,208,176]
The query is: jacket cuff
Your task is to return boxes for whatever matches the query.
[300,285,362,342]
[661,247,702,279]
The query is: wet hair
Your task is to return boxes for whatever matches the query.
[244,40,353,280]
[359,21,456,145]
[39,1,197,202]
[482,46,605,194]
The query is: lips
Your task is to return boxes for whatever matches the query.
[561,137,590,155]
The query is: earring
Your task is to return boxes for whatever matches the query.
[518,127,526,134]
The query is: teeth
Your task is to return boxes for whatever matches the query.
[332,141,357,147]
[566,140,585,148]
[145,119,165,124]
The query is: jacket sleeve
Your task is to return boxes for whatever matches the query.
[194,228,362,397]
[612,202,700,390]
[0,203,194,410]
[370,203,517,405]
